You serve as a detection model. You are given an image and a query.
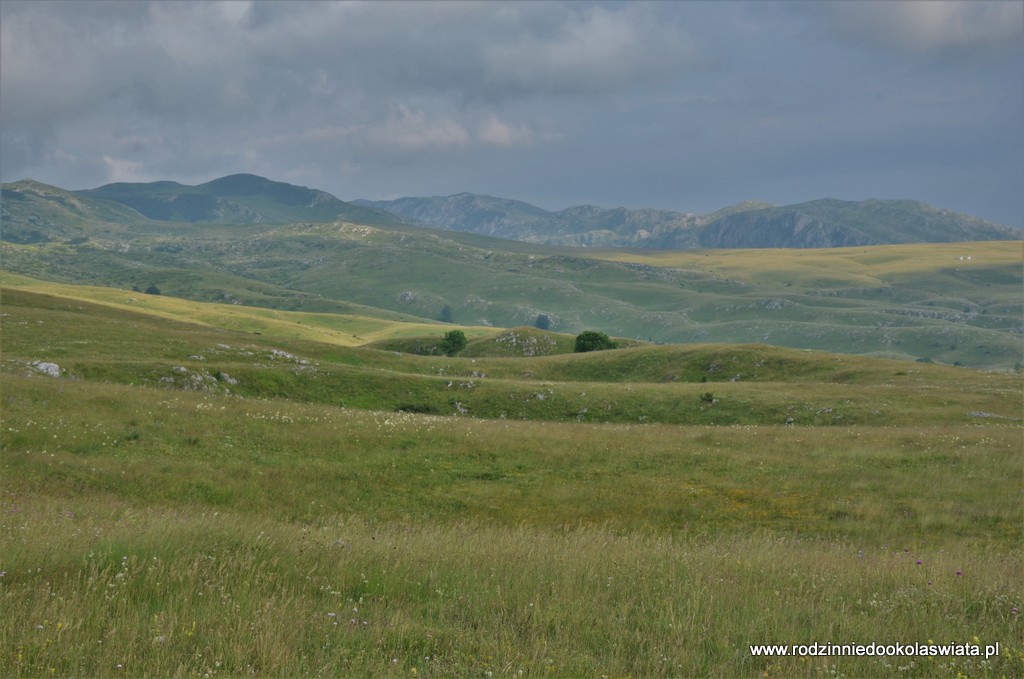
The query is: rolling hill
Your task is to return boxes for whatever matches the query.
[76,173,405,226]
[2,176,1022,370]
[0,179,155,243]
[3,281,1020,425]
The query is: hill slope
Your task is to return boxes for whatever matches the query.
[698,198,1019,248]
[3,283,1020,426]
[0,180,155,243]
[76,173,405,226]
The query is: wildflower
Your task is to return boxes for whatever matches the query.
[1013,607,1019,616]
[956,570,962,577]
[916,560,922,565]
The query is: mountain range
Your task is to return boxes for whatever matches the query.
[79,174,404,227]
[1,173,1017,249]
[354,193,1020,249]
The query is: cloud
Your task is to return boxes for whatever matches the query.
[477,117,536,147]
[101,155,151,183]
[0,1,1019,227]
[481,3,701,97]
[797,1,1023,59]
[365,107,472,152]
[0,1,701,184]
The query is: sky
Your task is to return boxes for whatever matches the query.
[2,0,1022,227]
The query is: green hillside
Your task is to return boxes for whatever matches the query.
[2,205,1020,368]
[0,180,154,243]
[2,281,1021,678]
[695,198,1020,248]
[3,284,1019,425]
[77,173,404,226]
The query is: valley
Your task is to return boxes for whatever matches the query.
[1,174,1022,677]
[2,177,1021,370]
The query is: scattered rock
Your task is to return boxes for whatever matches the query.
[30,361,61,377]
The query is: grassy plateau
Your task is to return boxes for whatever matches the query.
[1,276,1022,678]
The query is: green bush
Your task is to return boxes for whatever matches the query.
[574,330,616,353]
[440,329,468,356]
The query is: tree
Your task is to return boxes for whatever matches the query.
[145,284,161,295]
[438,304,453,323]
[440,330,468,356]
[574,330,616,353]
[534,314,551,330]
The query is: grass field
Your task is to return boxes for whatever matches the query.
[1,282,1022,677]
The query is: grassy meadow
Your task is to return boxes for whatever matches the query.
[1,281,1022,677]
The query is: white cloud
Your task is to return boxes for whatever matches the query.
[366,107,472,151]
[802,1,1023,58]
[101,155,150,183]
[477,117,536,147]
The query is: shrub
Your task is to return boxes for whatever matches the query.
[440,330,468,356]
[574,330,616,353]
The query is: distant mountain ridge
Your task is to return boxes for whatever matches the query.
[356,194,1020,249]
[0,180,156,244]
[76,173,404,227]
[2,173,1018,249]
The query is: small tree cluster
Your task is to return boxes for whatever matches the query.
[574,330,616,353]
[440,330,468,356]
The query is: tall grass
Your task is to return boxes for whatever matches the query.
[2,377,1020,541]
[3,495,1021,678]
[2,376,1022,677]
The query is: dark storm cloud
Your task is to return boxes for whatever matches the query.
[1,1,1021,227]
